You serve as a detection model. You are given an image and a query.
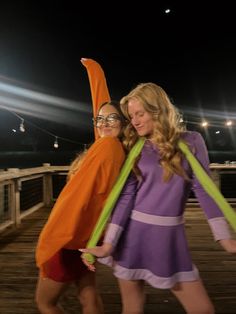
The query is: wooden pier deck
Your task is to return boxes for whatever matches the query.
[0,206,235,314]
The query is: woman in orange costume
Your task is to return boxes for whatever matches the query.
[35,58,126,314]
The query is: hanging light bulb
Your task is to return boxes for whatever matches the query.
[54,136,59,148]
[201,121,208,127]
[19,119,25,132]
[225,120,232,127]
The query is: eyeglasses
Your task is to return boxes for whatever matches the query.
[93,113,122,128]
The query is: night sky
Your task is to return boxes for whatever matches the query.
[0,1,235,167]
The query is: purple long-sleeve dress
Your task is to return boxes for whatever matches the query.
[98,131,231,289]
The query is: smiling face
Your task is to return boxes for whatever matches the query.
[95,104,122,138]
[128,98,154,138]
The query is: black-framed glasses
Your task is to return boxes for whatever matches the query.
[93,113,122,128]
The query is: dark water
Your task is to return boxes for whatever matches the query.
[0,150,236,169]
[208,151,236,163]
[0,151,80,169]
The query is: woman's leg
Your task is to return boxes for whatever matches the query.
[118,279,145,314]
[35,276,68,314]
[171,279,215,314]
[75,271,104,314]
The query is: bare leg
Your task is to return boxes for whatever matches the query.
[75,271,104,314]
[35,276,68,314]
[118,279,145,314]
[171,279,215,314]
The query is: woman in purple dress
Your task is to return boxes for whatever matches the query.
[81,82,236,314]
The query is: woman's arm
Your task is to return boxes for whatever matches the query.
[80,173,138,264]
[191,132,233,243]
[81,58,111,139]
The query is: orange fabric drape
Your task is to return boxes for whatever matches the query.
[36,137,125,274]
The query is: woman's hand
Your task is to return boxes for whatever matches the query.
[81,254,96,272]
[80,243,113,257]
[219,239,236,253]
[79,243,113,271]
[80,57,88,65]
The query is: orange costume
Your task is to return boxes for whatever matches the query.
[36,59,125,278]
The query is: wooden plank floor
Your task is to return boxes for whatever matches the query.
[0,206,235,314]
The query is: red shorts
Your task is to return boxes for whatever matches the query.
[44,249,88,282]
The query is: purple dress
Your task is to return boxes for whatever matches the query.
[98,131,231,289]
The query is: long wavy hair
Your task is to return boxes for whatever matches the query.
[67,100,127,180]
[120,82,189,182]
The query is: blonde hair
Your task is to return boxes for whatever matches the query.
[120,82,188,182]
[67,149,88,181]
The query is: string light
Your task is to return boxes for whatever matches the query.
[225,120,233,126]
[201,121,208,127]
[1,107,87,148]
[19,118,25,132]
[53,136,59,149]
[1,107,235,150]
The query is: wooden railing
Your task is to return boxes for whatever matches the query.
[0,164,69,232]
[188,163,236,204]
[0,163,236,233]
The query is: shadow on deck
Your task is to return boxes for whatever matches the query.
[0,206,235,314]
